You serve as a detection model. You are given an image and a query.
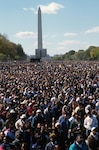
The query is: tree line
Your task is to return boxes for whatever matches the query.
[53,46,99,61]
[0,34,27,61]
[0,33,99,61]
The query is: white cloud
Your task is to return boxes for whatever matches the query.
[15,31,37,38]
[23,2,64,14]
[85,26,99,33]
[39,2,64,14]
[64,32,77,37]
[22,7,37,14]
[23,8,28,11]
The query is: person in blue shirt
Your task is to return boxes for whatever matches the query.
[69,134,88,150]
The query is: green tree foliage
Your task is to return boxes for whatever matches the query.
[53,46,99,61]
[0,34,27,61]
[0,53,7,61]
[68,50,75,55]
[75,50,85,60]
[90,47,99,60]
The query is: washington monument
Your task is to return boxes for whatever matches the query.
[35,7,47,58]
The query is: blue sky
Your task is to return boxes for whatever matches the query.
[0,0,99,56]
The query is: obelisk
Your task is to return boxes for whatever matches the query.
[38,7,42,50]
[35,7,47,58]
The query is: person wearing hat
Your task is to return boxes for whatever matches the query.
[27,102,33,117]
[20,100,27,114]
[55,122,66,150]
[31,109,44,129]
[9,109,17,123]
[45,133,58,150]
[15,114,26,131]
[87,127,99,150]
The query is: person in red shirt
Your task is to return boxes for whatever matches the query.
[27,103,33,117]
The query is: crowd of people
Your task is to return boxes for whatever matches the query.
[0,60,99,150]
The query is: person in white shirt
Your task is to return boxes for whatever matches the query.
[84,111,98,137]
[15,114,26,130]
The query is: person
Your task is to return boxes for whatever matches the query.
[58,113,69,145]
[84,110,98,137]
[68,134,88,150]
[43,103,52,128]
[27,103,34,117]
[1,136,15,150]
[12,130,22,150]
[87,127,99,150]
[45,133,58,150]
[68,112,82,144]
[31,109,44,129]
[15,114,26,131]
[54,122,66,150]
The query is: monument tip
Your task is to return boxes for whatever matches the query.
[38,7,41,11]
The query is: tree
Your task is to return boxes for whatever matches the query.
[90,47,99,60]
[0,34,27,61]
[0,53,7,61]
[68,50,75,55]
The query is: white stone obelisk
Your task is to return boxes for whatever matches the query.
[38,7,42,50]
[35,7,47,58]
